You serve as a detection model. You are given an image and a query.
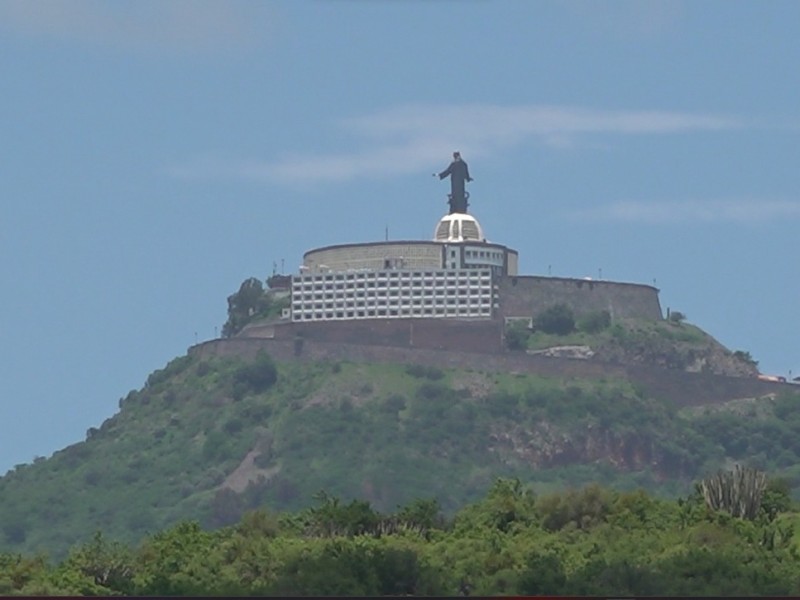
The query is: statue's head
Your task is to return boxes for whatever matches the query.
[453,151,461,160]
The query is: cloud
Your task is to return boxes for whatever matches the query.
[0,0,273,54]
[169,104,743,185]
[569,199,800,224]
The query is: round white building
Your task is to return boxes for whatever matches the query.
[291,212,518,322]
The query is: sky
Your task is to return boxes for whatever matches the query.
[2,0,799,474]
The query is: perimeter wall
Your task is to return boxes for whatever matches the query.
[498,275,663,320]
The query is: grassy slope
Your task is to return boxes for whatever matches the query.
[1,351,799,560]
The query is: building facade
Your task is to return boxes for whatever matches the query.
[291,213,519,323]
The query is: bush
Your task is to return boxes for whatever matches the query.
[233,351,278,396]
[535,304,575,335]
[505,322,530,350]
[405,364,444,380]
[668,310,686,323]
[577,310,611,333]
[733,350,758,366]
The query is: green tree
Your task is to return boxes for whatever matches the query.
[0,553,51,595]
[222,277,271,337]
[536,483,613,532]
[305,492,381,537]
[53,532,135,596]
[395,498,444,532]
[760,477,793,522]
[132,521,217,596]
[516,550,567,595]
[535,303,575,335]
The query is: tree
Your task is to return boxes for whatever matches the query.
[535,304,575,335]
[536,483,613,532]
[760,477,793,522]
[395,499,443,532]
[222,278,271,337]
[516,550,567,595]
[305,491,381,537]
[132,521,217,596]
[454,478,537,533]
[55,532,135,595]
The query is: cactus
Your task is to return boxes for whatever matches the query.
[700,464,767,520]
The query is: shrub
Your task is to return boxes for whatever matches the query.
[535,304,575,335]
[405,364,444,380]
[505,322,530,350]
[384,393,407,414]
[416,381,449,401]
[577,310,611,333]
[668,310,686,323]
[733,350,758,366]
[233,351,278,396]
[223,418,244,434]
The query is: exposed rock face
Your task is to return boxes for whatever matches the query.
[528,346,595,360]
[487,422,692,479]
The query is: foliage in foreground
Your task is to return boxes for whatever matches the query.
[1,477,798,597]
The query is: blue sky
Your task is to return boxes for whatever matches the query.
[2,0,799,474]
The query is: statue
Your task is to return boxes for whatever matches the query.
[435,151,473,214]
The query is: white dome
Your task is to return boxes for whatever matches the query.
[433,213,485,242]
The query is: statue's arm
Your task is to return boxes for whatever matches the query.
[464,163,473,182]
[438,165,452,180]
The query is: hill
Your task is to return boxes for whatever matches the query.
[2,335,800,559]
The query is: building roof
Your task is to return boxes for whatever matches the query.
[434,213,485,242]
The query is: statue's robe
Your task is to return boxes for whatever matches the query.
[438,159,471,214]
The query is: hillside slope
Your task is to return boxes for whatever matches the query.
[2,348,800,559]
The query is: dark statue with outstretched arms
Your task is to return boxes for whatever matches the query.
[434,151,473,214]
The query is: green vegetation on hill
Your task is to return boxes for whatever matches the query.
[1,476,798,596]
[1,349,799,561]
[507,305,758,376]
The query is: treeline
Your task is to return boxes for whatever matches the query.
[1,474,798,596]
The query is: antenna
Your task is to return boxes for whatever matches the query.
[385,225,389,241]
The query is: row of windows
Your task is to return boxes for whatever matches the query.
[293,269,492,283]
[295,288,492,298]
[293,278,491,289]
[465,249,503,261]
[294,306,492,321]
[293,297,491,309]
[295,279,490,290]
[292,291,492,305]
